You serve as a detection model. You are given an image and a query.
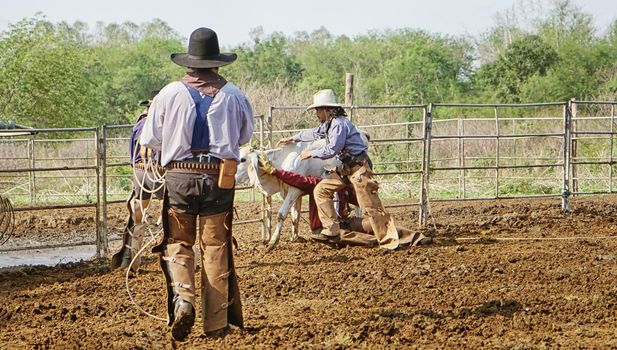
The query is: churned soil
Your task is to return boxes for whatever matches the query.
[1,195,617,349]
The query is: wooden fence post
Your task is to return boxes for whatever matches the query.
[95,126,108,258]
[345,73,354,121]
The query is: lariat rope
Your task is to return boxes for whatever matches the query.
[124,224,166,322]
[125,146,167,322]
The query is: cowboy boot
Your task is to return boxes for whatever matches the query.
[257,153,276,175]
[111,193,136,270]
[171,298,195,341]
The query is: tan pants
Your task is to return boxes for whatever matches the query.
[314,166,400,250]
[156,208,243,333]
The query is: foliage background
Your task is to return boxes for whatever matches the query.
[0,0,615,127]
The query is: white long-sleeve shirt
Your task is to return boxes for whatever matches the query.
[139,81,254,166]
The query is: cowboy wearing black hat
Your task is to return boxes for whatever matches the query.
[139,27,254,341]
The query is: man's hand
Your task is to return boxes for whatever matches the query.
[276,136,295,147]
[300,150,312,160]
[257,153,277,175]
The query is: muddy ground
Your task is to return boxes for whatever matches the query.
[1,195,617,349]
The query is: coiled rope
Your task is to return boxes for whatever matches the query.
[125,147,168,322]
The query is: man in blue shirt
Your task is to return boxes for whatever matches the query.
[279,89,400,250]
[111,91,162,273]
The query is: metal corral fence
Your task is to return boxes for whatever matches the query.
[1,100,616,257]
[426,103,570,204]
[267,104,426,204]
[268,100,617,225]
[570,101,617,195]
[0,127,104,255]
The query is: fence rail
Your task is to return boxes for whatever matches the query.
[1,100,616,256]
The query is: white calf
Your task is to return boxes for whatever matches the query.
[236,139,340,251]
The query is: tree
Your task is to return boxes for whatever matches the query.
[530,0,612,101]
[290,27,351,98]
[473,35,558,102]
[224,27,303,87]
[292,28,473,105]
[0,16,100,127]
[0,17,185,127]
[375,30,473,104]
[92,32,184,124]
[596,21,617,99]
[473,0,616,102]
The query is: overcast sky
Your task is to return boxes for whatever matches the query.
[1,0,615,46]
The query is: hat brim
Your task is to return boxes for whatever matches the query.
[171,52,237,68]
[306,103,343,111]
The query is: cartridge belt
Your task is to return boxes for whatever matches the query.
[165,160,220,174]
[132,162,165,172]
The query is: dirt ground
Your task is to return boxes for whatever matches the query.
[1,195,617,349]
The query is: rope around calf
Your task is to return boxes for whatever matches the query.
[456,235,617,242]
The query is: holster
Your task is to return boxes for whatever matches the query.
[199,209,243,332]
[154,193,197,326]
[337,151,371,185]
[218,159,237,189]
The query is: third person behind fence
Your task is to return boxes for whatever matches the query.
[111,90,162,273]
[278,89,400,249]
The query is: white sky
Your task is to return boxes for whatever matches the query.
[0,0,615,46]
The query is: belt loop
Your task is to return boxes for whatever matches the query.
[197,153,211,163]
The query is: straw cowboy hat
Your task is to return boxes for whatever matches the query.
[171,27,237,68]
[306,89,343,111]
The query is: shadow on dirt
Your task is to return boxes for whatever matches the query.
[473,299,523,317]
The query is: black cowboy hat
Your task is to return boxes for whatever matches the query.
[171,27,237,68]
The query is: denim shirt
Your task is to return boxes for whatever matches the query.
[292,115,367,160]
